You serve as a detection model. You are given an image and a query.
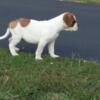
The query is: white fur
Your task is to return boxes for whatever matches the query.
[0,13,78,60]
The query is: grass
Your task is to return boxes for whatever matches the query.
[60,0,100,4]
[71,0,100,4]
[0,48,100,100]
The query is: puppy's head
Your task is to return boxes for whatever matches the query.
[63,12,78,31]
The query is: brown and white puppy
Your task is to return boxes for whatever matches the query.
[0,12,78,60]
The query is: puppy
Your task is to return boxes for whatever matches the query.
[0,12,78,60]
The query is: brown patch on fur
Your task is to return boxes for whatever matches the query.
[63,12,76,27]
[9,20,18,29]
[19,18,30,27]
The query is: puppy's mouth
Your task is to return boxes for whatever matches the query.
[64,23,78,32]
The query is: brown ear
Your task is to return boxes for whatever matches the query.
[63,12,76,27]
[19,18,30,27]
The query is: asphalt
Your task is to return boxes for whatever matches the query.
[0,0,100,61]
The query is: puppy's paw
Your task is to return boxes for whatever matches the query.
[12,53,19,56]
[35,56,43,60]
[51,54,60,58]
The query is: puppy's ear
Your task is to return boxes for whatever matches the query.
[63,12,76,27]
[19,18,30,27]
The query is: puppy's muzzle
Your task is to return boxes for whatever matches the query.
[64,22,78,32]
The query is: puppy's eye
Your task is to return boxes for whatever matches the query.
[73,20,76,24]
[68,20,76,27]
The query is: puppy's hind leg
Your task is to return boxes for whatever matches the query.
[15,47,20,51]
[9,37,20,52]
[9,36,21,56]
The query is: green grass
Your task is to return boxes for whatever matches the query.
[0,48,100,100]
[72,0,100,4]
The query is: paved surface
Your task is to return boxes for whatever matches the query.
[0,0,100,61]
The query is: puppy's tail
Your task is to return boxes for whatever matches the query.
[0,28,10,40]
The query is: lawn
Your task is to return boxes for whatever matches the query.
[60,0,100,4]
[71,0,100,4]
[0,48,100,100]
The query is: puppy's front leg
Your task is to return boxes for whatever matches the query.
[35,40,47,60]
[48,40,60,58]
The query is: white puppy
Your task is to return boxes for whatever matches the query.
[0,12,78,60]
